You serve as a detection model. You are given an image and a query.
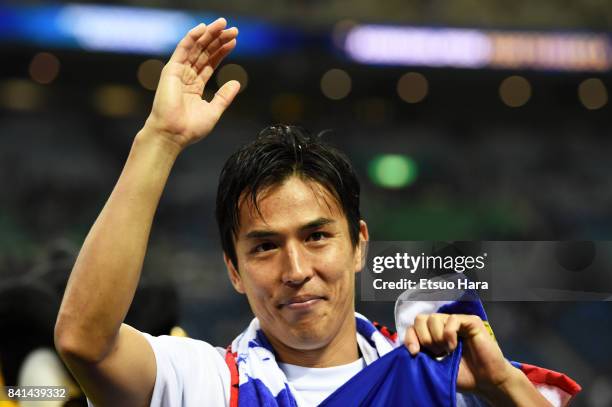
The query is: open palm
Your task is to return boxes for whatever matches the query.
[146,18,240,149]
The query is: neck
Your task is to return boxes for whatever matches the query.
[266,314,359,368]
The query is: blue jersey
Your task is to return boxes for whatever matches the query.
[320,343,462,407]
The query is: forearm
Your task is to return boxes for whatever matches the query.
[55,127,182,361]
[480,367,552,407]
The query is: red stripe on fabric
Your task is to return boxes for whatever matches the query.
[373,321,398,342]
[520,363,582,396]
[225,345,239,407]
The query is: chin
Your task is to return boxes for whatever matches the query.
[284,332,330,351]
[282,322,332,350]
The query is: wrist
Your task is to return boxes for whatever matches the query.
[483,367,521,399]
[135,125,184,159]
[478,366,548,407]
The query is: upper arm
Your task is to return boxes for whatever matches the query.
[61,324,156,407]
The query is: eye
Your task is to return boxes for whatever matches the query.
[254,242,276,253]
[307,231,326,242]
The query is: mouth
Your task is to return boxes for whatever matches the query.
[279,295,326,310]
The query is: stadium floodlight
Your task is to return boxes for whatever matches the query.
[342,24,611,72]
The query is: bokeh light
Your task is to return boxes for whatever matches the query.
[0,79,44,110]
[29,52,60,85]
[216,64,248,93]
[170,326,188,337]
[137,59,164,91]
[321,69,351,100]
[397,72,428,103]
[499,75,531,107]
[578,78,608,110]
[368,154,418,189]
[93,85,139,117]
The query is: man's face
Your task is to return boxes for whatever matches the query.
[225,176,367,352]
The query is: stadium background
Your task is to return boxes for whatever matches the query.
[0,1,611,405]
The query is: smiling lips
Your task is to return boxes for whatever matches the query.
[280,295,325,310]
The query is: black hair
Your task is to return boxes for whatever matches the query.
[216,125,361,270]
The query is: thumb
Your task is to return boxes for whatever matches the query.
[210,80,240,118]
[457,315,486,340]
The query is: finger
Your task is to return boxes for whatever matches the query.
[420,314,448,355]
[169,23,208,64]
[209,38,237,70]
[427,314,448,349]
[194,28,238,73]
[456,314,486,339]
[198,39,237,84]
[209,80,241,119]
[413,314,433,348]
[187,18,228,65]
[404,326,420,355]
[443,314,461,351]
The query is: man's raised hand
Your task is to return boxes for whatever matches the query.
[404,313,552,405]
[144,18,240,150]
[404,313,511,392]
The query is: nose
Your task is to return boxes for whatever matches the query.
[281,241,313,286]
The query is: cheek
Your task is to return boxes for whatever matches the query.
[239,270,278,318]
[240,264,277,297]
[314,249,355,284]
[312,252,341,279]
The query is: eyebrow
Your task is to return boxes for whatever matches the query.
[244,217,336,240]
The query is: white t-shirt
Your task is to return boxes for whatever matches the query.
[141,333,364,407]
[142,333,231,407]
[279,358,365,406]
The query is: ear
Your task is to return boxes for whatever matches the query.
[353,220,369,274]
[224,252,245,294]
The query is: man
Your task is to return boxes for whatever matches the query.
[54,19,577,406]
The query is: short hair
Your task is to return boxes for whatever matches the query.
[216,125,361,270]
